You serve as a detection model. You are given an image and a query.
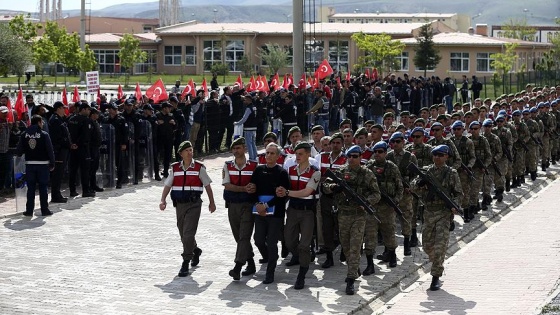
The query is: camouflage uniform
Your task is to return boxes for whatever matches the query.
[468,134,492,209]
[504,122,518,181]
[524,118,540,173]
[427,137,461,170]
[386,149,418,238]
[482,131,503,198]
[364,159,403,257]
[451,135,476,209]
[404,142,433,236]
[513,120,530,178]
[552,109,560,160]
[412,164,462,277]
[537,111,552,168]
[323,164,380,280]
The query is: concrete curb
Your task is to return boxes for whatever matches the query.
[350,169,560,315]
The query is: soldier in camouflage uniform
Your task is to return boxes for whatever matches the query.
[511,110,530,188]
[502,110,518,187]
[450,121,476,222]
[524,108,540,181]
[387,132,418,256]
[537,102,553,171]
[323,145,381,295]
[491,115,513,199]
[412,145,463,291]
[427,122,461,170]
[533,107,545,172]
[404,127,433,246]
[550,100,560,163]
[481,119,503,206]
[365,141,403,271]
[467,121,492,219]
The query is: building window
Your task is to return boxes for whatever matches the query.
[203,40,245,71]
[134,49,157,74]
[476,52,494,72]
[143,26,152,33]
[185,46,196,65]
[450,52,469,72]
[396,51,409,71]
[203,40,221,71]
[304,40,324,72]
[94,49,121,74]
[164,46,182,65]
[328,40,349,73]
[225,40,245,71]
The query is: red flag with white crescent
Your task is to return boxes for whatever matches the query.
[270,73,280,91]
[62,87,68,105]
[15,87,26,120]
[372,68,379,81]
[298,73,306,91]
[135,83,142,101]
[315,59,333,80]
[182,79,196,99]
[283,74,289,90]
[307,76,314,92]
[248,76,256,92]
[287,74,293,86]
[146,78,168,103]
[5,98,14,122]
[117,84,124,99]
[235,74,243,87]
[336,76,341,89]
[345,71,350,82]
[260,75,270,92]
[201,78,208,97]
[255,75,263,91]
[72,86,80,103]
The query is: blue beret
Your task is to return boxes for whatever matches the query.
[482,119,494,127]
[512,110,522,116]
[431,122,443,128]
[345,145,361,156]
[529,107,538,113]
[432,145,450,155]
[498,110,507,116]
[469,121,480,129]
[551,100,558,106]
[522,109,530,114]
[544,102,550,107]
[452,121,464,129]
[390,132,405,141]
[372,141,388,151]
[537,102,545,108]
[496,115,506,121]
[411,127,424,135]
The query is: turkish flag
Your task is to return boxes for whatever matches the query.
[336,76,341,89]
[201,78,208,97]
[282,74,289,90]
[5,98,14,122]
[315,59,333,80]
[345,71,350,82]
[96,88,101,104]
[365,68,370,79]
[248,76,256,92]
[135,83,143,101]
[182,79,196,99]
[298,73,306,91]
[146,78,168,103]
[117,84,124,99]
[270,73,280,91]
[15,88,26,120]
[307,76,314,92]
[62,87,68,105]
[372,68,379,81]
[72,86,80,103]
[260,75,270,92]
[235,74,243,87]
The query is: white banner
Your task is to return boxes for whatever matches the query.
[86,71,100,93]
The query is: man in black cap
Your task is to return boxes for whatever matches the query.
[67,102,95,197]
[48,101,71,202]
[103,103,129,189]
[170,96,186,159]
[156,102,177,178]
[89,107,104,192]
[222,137,259,280]
[122,99,142,185]
[17,115,55,216]
[140,104,159,180]
[276,141,321,290]
[159,140,216,277]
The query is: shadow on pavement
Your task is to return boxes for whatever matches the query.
[420,287,477,314]
[3,216,46,231]
[154,278,213,299]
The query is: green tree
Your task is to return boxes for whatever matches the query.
[8,14,42,41]
[501,18,536,41]
[118,33,147,87]
[257,43,290,76]
[80,44,97,73]
[351,32,405,77]
[237,55,253,77]
[0,24,32,86]
[491,43,518,94]
[550,19,560,71]
[413,23,442,78]
[58,32,83,83]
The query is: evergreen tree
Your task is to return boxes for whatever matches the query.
[413,23,441,78]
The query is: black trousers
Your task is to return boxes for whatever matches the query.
[68,149,90,194]
[89,148,100,189]
[254,215,284,263]
[157,138,173,176]
[50,149,68,198]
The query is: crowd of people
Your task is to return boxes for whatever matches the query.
[1,72,559,294]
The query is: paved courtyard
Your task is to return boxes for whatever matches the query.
[1,154,558,314]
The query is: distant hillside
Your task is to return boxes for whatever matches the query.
[34,0,560,26]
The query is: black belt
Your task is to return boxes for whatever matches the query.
[290,203,316,211]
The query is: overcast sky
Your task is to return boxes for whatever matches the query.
[3,0,156,12]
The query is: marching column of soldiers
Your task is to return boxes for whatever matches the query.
[3,76,560,295]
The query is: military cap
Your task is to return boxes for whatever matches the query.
[53,101,65,110]
[429,104,438,110]
[143,104,154,111]
[512,110,522,116]
[419,107,429,112]
[107,102,118,110]
[411,127,425,135]
[529,107,538,113]
[431,122,443,128]
[230,137,246,149]
[484,98,492,103]
[432,144,450,155]
[311,125,324,132]
[372,141,388,151]
[544,102,551,107]
[288,126,301,138]
[79,102,91,110]
[339,118,352,128]
[464,111,474,117]
[383,112,394,119]
[469,121,480,129]
[263,132,277,141]
[369,124,383,131]
[482,119,494,127]
[294,142,311,151]
[177,141,192,153]
[390,132,405,141]
[451,112,462,118]
[522,109,530,114]
[551,100,558,106]
[125,98,135,105]
[345,145,361,156]
[399,111,410,117]
[169,96,179,103]
[537,102,545,108]
[452,121,464,129]
[436,114,447,121]
[161,102,172,109]
[90,101,98,108]
[491,103,500,108]
[90,107,99,115]
[354,127,368,138]
[496,115,506,121]
[508,94,514,98]
[329,132,343,143]
[414,118,426,125]
[364,120,376,126]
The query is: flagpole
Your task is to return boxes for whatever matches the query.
[292,0,304,87]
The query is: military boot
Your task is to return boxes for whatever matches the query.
[542,161,547,172]
[481,195,489,210]
[191,247,202,267]
[294,266,309,290]
[229,262,243,280]
[345,278,355,295]
[410,229,419,247]
[496,188,504,202]
[388,250,397,268]
[510,177,519,188]
[285,255,299,266]
[429,276,442,291]
[505,178,511,192]
[178,260,190,277]
[376,247,389,262]
[262,262,277,284]
[530,172,537,181]
[321,251,334,269]
[339,250,346,262]
[362,255,375,276]
[242,258,256,276]
[552,155,557,165]
[520,175,526,184]
[469,205,476,220]
[463,207,471,223]
[403,237,412,256]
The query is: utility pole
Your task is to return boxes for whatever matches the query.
[293,0,303,83]
[80,0,86,83]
